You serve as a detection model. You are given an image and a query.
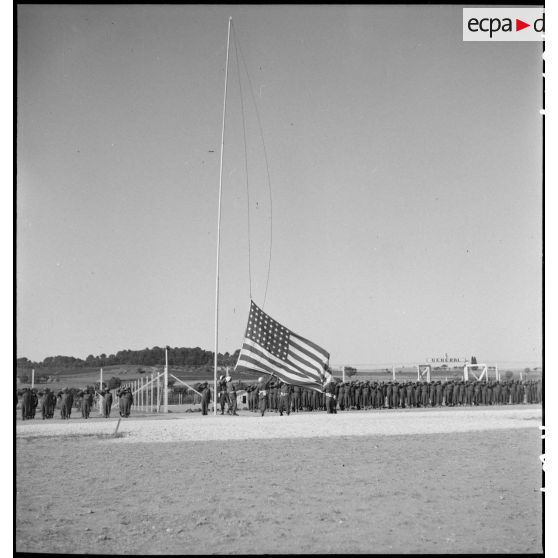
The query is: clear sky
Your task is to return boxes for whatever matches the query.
[17,4,542,368]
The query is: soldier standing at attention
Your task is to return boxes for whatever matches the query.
[21,388,32,420]
[258,376,270,416]
[59,388,71,419]
[324,380,337,414]
[291,384,301,413]
[225,375,238,415]
[200,382,211,415]
[81,388,93,419]
[104,387,113,418]
[278,381,292,416]
[218,375,228,415]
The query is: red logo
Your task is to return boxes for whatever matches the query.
[516,19,530,32]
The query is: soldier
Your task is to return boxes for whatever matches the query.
[291,384,301,413]
[119,387,134,417]
[258,376,270,416]
[21,388,32,420]
[29,389,39,418]
[336,382,345,411]
[420,382,429,407]
[218,375,228,415]
[104,387,113,418]
[200,382,211,415]
[278,381,292,416]
[354,382,362,410]
[406,382,415,408]
[40,389,49,420]
[59,388,72,419]
[324,379,337,414]
[225,375,238,415]
[81,388,93,419]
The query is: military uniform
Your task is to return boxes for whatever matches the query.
[200,382,211,415]
[226,377,238,415]
[258,378,270,416]
[278,382,292,416]
[104,388,113,417]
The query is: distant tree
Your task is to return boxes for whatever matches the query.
[344,367,357,378]
[19,375,29,383]
[108,376,122,389]
[504,370,514,380]
[524,368,531,374]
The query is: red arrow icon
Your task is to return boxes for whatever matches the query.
[516,19,530,31]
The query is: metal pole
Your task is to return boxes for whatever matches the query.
[150,373,154,413]
[392,365,395,382]
[100,368,103,390]
[214,17,233,417]
[342,366,345,383]
[157,373,160,413]
[164,346,169,413]
[31,369,34,389]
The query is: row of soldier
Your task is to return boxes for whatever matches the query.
[17,377,542,419]
[17,386,135,420]
[243,378,542,414]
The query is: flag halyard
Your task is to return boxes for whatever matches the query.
[235,300,330,390]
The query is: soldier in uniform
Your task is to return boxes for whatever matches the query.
[200,382,211,415]
[278,381,292,416]
[59,388,72,419]
[291,384,301,413]
[81,388,93,419]
[104,387,113,418]
[218,375,228,415]
[21,388,32,420]
[258,376,270,416]
[337,382,345,411]
[324,379,337,414]
[119,387,134,417]
[225,375,238,415]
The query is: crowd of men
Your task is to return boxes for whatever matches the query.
[241,377,543,416]
[17,385,135,420]
[17,376,542,420]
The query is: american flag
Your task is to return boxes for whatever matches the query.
[235,300,330,390]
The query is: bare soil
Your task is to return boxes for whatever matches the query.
[16,406,543,554]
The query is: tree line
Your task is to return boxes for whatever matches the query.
[16,346,241,370]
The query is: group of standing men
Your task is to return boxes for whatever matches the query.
[241,377,542,415]
[17,385,137,420]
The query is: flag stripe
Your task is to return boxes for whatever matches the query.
[236,354,315,385]
[291,332,330,361]
[236,358,324,391]
[288,343,326,373]
[240,340,315,382]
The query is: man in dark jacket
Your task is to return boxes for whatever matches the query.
[200,382,211,415]
[225,376,238,415]
[104,388,113,418]
[278,381,292,416]
[119,388,134,417]
[21,388,32,420]
[81,388,93,419]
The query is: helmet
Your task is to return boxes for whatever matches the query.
[258,377,263,383]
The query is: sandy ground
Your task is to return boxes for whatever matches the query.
[16,405,543,554]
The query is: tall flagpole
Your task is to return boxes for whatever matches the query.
[214,17,232,416]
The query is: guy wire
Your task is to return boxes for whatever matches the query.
[232,21,274,311]
[232,25,252,301]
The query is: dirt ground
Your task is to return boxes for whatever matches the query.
[16,406,543,554]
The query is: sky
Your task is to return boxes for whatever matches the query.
[16,4,543,368]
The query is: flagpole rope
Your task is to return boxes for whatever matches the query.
[232,21,273,310]
[232,27,253,300]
